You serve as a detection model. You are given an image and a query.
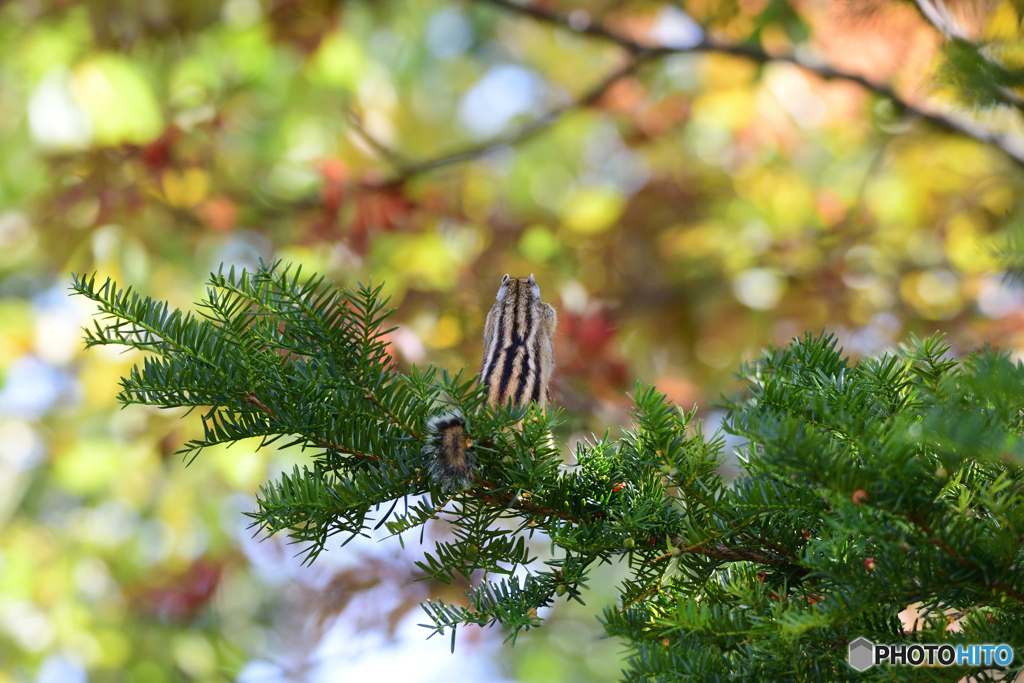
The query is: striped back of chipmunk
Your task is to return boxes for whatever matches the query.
[479,274,556,410]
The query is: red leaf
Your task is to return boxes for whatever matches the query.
[134,559,223,622]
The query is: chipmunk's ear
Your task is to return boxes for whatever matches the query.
[501,274,510,284]
[527,273,540,299]
[527,273,536,285]
[497,274,510,301]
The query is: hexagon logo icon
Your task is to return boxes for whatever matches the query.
[848,637,875,671]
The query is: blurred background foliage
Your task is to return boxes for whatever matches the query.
[3,0,1024,680]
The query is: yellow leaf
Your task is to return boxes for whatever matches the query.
[162,169,209,208]
[945,212,997,273]
[519,224,559,261]
[310,31,365,91]
[983,1,1020,41]
[561,187,626,235]
[426,315,462,349]
[54,438,127,495]
[73,54,163,145]
[899,269,963,320]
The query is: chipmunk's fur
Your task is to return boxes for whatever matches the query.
[423,274,557,488]
[479,274,558,411]
[423,410,474,488]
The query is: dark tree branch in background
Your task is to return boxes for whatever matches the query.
[346,110,411,169]
[294,0,1024,209]
[475,0,1024,168]
[357,53,653,190]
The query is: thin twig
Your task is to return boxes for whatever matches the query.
[359,386,423,441]
[906,511,1024,602]
[346,109,410,168]
[244,391,382,463]
[362,52,653,189]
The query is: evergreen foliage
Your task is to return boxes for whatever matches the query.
[72,262,1024,681]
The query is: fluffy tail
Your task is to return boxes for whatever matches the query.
[422,411,476,488]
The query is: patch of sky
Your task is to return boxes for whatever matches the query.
[0,355,77,420]
[28,68,92,149]
[425,7,474,60]
[209,230,272,275]
[582,122,650,195]
[977,274,1024,318]
[649,6,704,49]
[36,654,86,683]
[457,65,546,139]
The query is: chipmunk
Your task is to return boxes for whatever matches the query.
[423,274,557,488]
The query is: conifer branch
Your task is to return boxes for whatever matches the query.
[243,391,383,463]
[906,510,1024,603]
[74,267,1024,679]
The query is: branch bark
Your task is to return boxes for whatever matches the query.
[476,0,1024,168]
[358,52,654,190]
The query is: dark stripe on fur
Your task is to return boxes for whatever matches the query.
[530,334,542,404]
[511,301,534,405]
[481,300,507,390]
[497,343,517,403]
[513,346,529,405]
[496,289,521,400]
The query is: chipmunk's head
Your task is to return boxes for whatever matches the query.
[496,273,540,304]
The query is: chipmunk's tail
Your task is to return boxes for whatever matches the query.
[423,411,475,488]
